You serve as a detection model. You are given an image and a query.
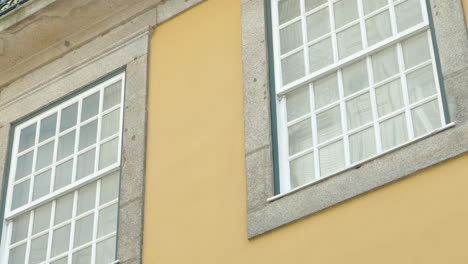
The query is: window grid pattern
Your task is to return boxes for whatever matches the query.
[271,0,449,193]
[1,73,125,264]
[7,173,119,264]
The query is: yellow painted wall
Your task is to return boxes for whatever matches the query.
[144,0,468,263]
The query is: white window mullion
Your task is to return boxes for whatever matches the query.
[366,57,383,153]
[94,83,105,177]
[397,42,415,140]
[278,97,291,193]
[388,0,398,35]
[67,190,79,264]
[45,200,56,262]
[24,210,35,264]
[50,110,62,194]
[117,77,126,166]
[1,221,13,263]
[337,70,351,166]
[420,0,429,24]
[28,120,41,204]
[91,180,102,264]
[328,0,339,63]
[309,84,321,180]
[72,100,83,184]
[300,0,310,74]
[357,0,368,49]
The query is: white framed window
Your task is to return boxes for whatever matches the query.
[0,72,125,264]
[271,0,450,193]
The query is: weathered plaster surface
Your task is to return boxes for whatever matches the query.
[0,0,204,263]
[242,0,468,238]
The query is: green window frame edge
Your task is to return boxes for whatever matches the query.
[0,66,126,255]
[265,0,453,195]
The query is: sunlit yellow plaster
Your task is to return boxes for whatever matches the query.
[144,1,468,263]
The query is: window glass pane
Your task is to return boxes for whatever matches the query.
[100,171,120,205]
[11,213,30,243]
[349,127,376,163]
[334,0,358,28]
[346,93,373,130]
[288,119,313,155]
[51,224,71,257]
[98,203,118,238]
[320,140,345,176]
[79,120,98,150]
[308,37,333,72]
[395,0,423,32]
[96,236,116,264]
[76,148,96,180]
[39,113,57,142]
[60,103,78,132]
[279,0,300,24]
[55,159,73,190]
[77,182,97,215]
[412,100,442,137]
[55,193,74,225]
[16,151,34,180]
[74,213,94,247]
[406,65,437,103]
[72,246,91,264]
[101,109,120,140]
[290,152,315,189]
[380,114,408,150]
[305,0,327,11]
[282,51,305,85]
[19,124,36,152]
[280,21,303,54]
[57,130,76,161]
[337,24,362,59]
[342,59,368,96]
[99,138,119,170]
[314,73,339,109]
[33,169,51,200]
[12,180,30,210]
[402,32,430,69]
[29,234,48,264]
[362,0,387,14]
[32,203,51,235]
[8,244,26,264]
[51,257,68,264]
[103,82,122,111]
[372,46,399,83]
[375,79,404,117]
[286,85,310,121]
[317,106,342,143]
[36,141,54,171]
[81,92,100,122]
[366,11,392,46]
[306,8,329,41]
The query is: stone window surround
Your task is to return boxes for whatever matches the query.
[0,0,205,263]
[242,0,468,239]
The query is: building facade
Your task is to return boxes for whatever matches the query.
[0,0,467,263]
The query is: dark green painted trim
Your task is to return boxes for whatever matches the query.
[0,125,15,243]
[426,0,451,124]
[265,0,281,195]
[0,66,126,247]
